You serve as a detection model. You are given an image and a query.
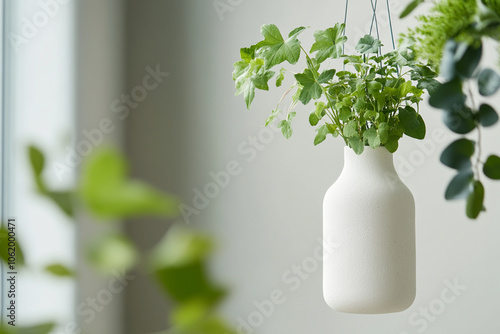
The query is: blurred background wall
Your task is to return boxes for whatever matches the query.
[6,0,500,333]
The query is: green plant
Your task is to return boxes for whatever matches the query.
[402,0,500,219]
[233,23,437,154]
[0,146,236,334]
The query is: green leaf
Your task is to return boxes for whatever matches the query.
[314,125,329,145]
[363,127,381,148]
[265,108,282,126]
[442,106,476,134]
[15,323,56,334]
[310,23,347,63]
[367,81,383,94]
[478,68,500,96]
[483,155,500,180]
[440,138,475,170]
[477,104,498,127]
[277,120,293,139]
[288,26,306,38]
[466,180,484,219]
[417,78,440,95]
[399,106,426,139]
[233,58,275,109]
[343,120,358,137]
[400,0,425,18]
[150,226,225,305]
[355,35,382,54]
[385,135,400,153]
[429,79,466,109]
[445,169,473,200]
[276,68,286,87]
[29,145,45,180]
[45,263,74,277]
[455,43,482,78]
[0,225,25,267]
[80,147,179,219]
[309,113,319,126]
[88,233,138,273]
[294,69,322,104]
[378,122,389,144]
[46,191,74,217]
[317,69,336,83]
[257,24,303,69]
[347,136,364,155]
[314,101,326,118]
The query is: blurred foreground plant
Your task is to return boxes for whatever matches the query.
[0,145,236,334]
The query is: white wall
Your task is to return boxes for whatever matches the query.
[125,0,500,333]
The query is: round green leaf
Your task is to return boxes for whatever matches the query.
[478,69,500,96]
[483,155,500,180]
[309,113,319,126]
[429,79,466,109]
[440,138,475,170]
[348,136,364,155]
[477,104,498,127]
[442,107,476,134]
[466,180,484,219]
[455,43,482,78]
[445,169,473,200]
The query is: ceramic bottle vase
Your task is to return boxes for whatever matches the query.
[323,146,416,314]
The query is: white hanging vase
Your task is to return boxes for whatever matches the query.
[323,146,416,314]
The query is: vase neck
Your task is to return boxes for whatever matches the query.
[342,146,396,176]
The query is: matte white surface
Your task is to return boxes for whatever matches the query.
[323,147,416,313]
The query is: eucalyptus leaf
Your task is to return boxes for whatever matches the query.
[440,138,475,170]
[466,180,484,219]
[445,169,473,200]
[478,68,500,96]
[477,104,498,127]
[483,155,500,180]
[429,79,466,109]
[442,107,476,134]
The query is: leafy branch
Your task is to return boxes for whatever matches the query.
[233,23,437,154]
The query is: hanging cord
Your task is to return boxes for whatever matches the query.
[369,0,381,55]
[386,0,396,50]
[342,0,349,70]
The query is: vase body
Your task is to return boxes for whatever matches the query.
[323,146,416,314]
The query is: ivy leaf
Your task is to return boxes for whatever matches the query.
[314,101,326,118]
[343,120,358,137]
[276,68,286,87]
[348,137,364,155]
[477,104,498,127]
[483,155,500,180]
[478,68,500,96]
[400,0,425,18]
[445,169,474,200]
[88,233,138,273]
[265,108,282,126]
[257,24,303,69]
[233,58,275,109]
[385,135,400,153]
[309,113,319,126]
[440,138,475,170]
[277,120,293,139]
[378,122,389,144]
[294,69,322,104]
[399,106,426,139]
[310,23,347,63]
[314,125,329,146]
[317,69,336,83]
[466,181,484,219]
[363,127,381,148]
[355,35,382,54]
